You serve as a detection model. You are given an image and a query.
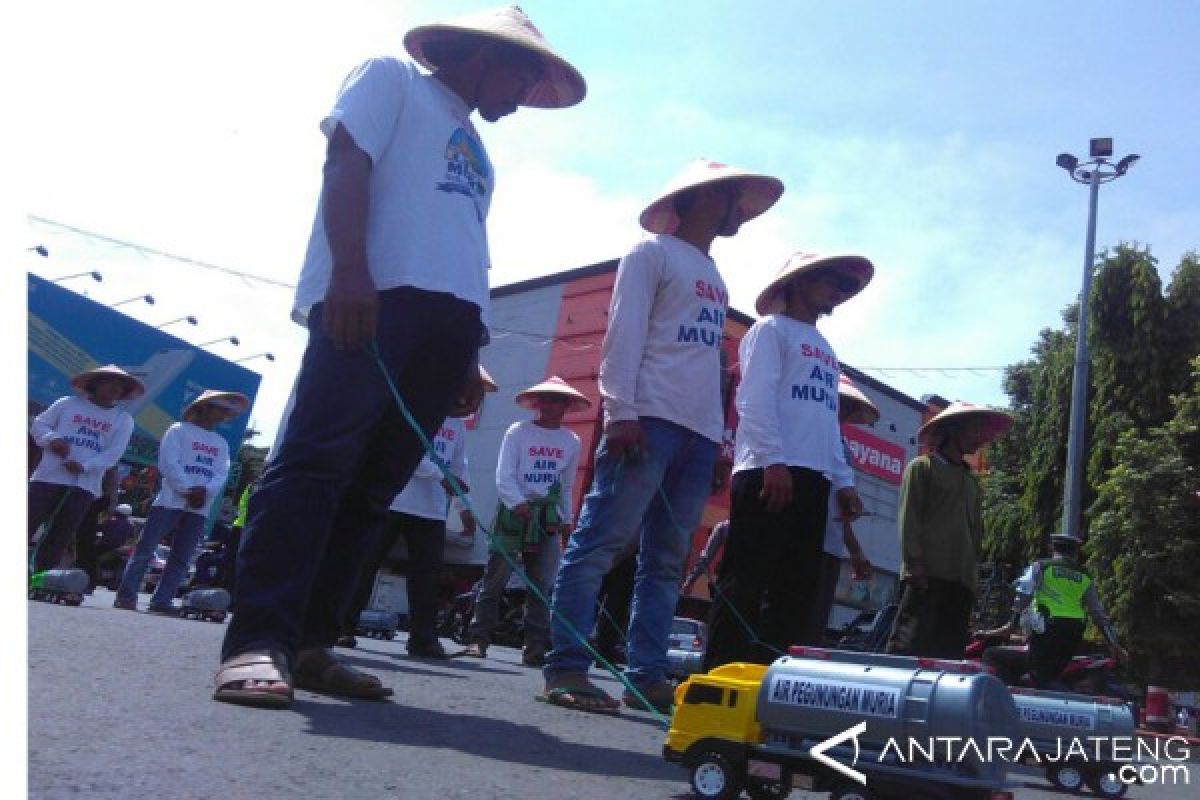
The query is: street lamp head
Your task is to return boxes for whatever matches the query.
[186,315,198,325]
[266,352,275,362]
[1089,138,1113,158]
[1116,154,1140,175]
[1056,153,1078,173]
[230,336,241,346]
[144,294,156,305]
[29,245,49,257]
[90,271,103,282]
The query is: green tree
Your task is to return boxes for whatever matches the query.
[1086,357,1200,684]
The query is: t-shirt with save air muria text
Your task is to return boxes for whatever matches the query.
[29,395,135,497]
[495,421,581,524]
[153,421,231,515]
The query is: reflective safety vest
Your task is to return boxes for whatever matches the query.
[1034,558,1090,620]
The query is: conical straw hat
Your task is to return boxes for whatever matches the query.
[70,364,145,400]
[183,389,250,421]
[639,159,783,235]
[515,375,591,412]
[917,401,1012,445]
[404,5,586,109]
[755,252,874,315]
[837,375,880,425]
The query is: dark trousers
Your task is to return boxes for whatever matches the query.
[72,496,108,585]
[704,467,831,670]
[804,552,843,647]
[28,481,96,573]
[221,287,482,664]
[1029,617,1085,686]
[219,526,243,593]
[885,577,975,658]
[344,511,446,647]
[595,548,638,659]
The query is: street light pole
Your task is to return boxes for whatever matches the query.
[1056,138,1139,541]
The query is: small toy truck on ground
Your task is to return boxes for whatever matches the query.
[180,588,231,622]
[665,648,1021,800]
[29,569,88,606]
[356,609,400,640]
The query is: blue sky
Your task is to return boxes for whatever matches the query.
[12,0,1200,444]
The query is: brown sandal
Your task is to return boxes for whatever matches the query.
[293,647,393,699]
[213,650,293,709]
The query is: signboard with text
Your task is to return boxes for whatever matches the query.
[841,424,906,485]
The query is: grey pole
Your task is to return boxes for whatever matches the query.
[1060,169,1101,541]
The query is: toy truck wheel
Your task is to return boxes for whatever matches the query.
[746,773,791,800]
[689,750,742,800]
[830,783,876,800]
[66,594,83,606]
[1048,763,1086,793]
[1085,768,1128,799]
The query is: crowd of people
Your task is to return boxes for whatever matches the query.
[28,4,1126,723]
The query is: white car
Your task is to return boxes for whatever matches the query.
[666,616,707,678]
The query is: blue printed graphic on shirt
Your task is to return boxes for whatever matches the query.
[677,279,729,349]
[436,128,491,222]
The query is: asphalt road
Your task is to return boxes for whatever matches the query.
[29,590,1197,800]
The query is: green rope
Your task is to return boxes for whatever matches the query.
[367,343,670,728]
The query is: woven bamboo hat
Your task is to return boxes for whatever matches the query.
[837,375,880,426]
[183,389,250,422]
[404,5,586,108]
[917,401,1012,445]
[70,364,145,400]
[515,375,591,412]
[755,252,874,315]
[478,364,499,392]
[639,159,784,235]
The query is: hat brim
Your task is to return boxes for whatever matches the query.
[839,395,880,426]
[70,369,145,400]
[403,25,586,109]
[755,255,875,316]
[515,389,591,413]
[184,392,249,421]
[918,409,1012,445]
[639,174,784,235]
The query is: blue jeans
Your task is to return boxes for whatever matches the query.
[116,506,206,605]
[221,287,483,664]
[545,417,717,687]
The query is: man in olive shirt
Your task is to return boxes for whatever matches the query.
[885,402,1011,658]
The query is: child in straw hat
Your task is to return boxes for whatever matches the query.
[216,6,585,709]
[543,159,783,714]
[115,390,247,613]
[884,401,1012,658]
[337,364,498,658]
[465,376,586,667]
[28,365,140,573]
[704,252,872,670]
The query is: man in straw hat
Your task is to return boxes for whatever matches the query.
[337,365,498,658]
[115,389,247,613]
[28,365,140,574]
[214,6,583,708]
[884,401,1013,658]
[542,159,783,714]
[465,376,586,667]
[704,253,872,669]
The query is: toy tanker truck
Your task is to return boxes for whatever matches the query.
[28,569,88,606]
[1006,686,1135,798]
[180,588,231,622]
[356,609,400,640]
[665,647,1022,800]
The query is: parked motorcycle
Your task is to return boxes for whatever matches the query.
[436,580,527,648]
[965,633,1135,703]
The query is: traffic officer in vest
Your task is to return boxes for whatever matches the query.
[978,533,1128,687]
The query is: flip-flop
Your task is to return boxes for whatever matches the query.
[213,650,293,710]
[538,684,621,715]
[293,648,393,700]
[622,684,675,714]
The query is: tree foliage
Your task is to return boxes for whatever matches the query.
[981,246,1200,683]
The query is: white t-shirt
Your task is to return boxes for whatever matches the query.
[29,395,135,497]
[495,420,581,524]
[599,235,729,443]
[733,315,854,488]
[153,421,232,514]
[390,417,468,521]
[293,58,493,324]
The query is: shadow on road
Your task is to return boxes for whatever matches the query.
[295,701,674,781]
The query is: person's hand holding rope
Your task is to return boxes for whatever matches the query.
[606,420,646,461]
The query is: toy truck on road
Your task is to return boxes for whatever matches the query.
[664,647,1022,800]
[28,569,88,606]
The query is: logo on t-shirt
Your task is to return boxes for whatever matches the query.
[437,128,491,222]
